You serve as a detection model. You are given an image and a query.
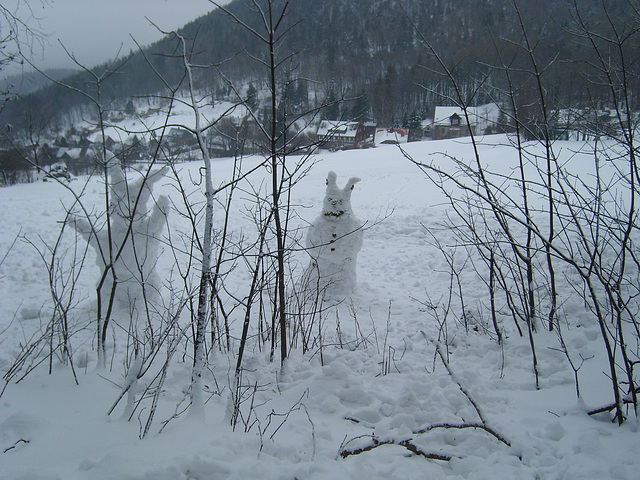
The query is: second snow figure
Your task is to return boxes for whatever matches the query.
[304,171,363,297]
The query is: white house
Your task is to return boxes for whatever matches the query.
[431,103,501,140]
[316,120,375,150]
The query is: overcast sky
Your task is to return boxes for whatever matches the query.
[4,0,219,78]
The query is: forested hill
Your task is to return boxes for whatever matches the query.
[2,0,636,130]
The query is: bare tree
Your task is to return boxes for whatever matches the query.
[400,0,640,423]
[0,1,49,109]
[211,0,348,367]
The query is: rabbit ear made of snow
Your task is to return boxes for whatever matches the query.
[326,171,338,187]
[343,176,361,193]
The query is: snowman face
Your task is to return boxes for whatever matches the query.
[322,171,359,218]
[324,194,346,217]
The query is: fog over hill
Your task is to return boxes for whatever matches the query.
[2,68,78,96]
[0,0,637,131]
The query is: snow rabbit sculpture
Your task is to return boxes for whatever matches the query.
[72,156,169,313]
[304,171,363,297]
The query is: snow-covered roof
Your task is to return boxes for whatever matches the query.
[374,128,409,145]
[433,106,468,125]
[317,120,360,138]
[56,147,85,159]
[433,103,501,131]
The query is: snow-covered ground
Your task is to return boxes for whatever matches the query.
[1,135,639,479]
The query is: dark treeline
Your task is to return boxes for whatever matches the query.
[1,0,637,130]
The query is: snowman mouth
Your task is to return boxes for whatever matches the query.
[324,210,345,217]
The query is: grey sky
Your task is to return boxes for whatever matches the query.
[4,0,218,77]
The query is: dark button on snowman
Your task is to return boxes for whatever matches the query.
[304,171,363,297]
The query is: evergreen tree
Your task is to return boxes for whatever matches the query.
[323,87,340,120]
[245,83,259,111]
[349,93,370,122]
[124,99,135,116]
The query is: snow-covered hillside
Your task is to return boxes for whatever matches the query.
[77,98,250,149]
[1,136,639,479]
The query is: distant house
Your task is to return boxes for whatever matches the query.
[204,117,266,157]
[166,128,197,152]
[85,133,116,150]
[431,103,501,140]
[374,128,409,146]
[142,107,162,117]
[550,108,626,141]
[360,122,378,144]
[56,147,88,161]
[53,146,99,176]
[317,120,375,150]
[167,128,195,143]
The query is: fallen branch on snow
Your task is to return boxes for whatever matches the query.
[587,384,640,418]
[413,421,511,447]
[339,435,452,461]
[3,438,30,453]
[339,332,512,462]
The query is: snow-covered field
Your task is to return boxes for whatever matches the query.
[1,135,639,479]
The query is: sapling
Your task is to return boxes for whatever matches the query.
[303,171,363,297]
